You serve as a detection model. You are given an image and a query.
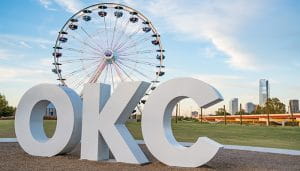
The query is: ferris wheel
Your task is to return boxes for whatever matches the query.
[52,3,165,105]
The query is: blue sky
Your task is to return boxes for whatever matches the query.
[0,0,299,114]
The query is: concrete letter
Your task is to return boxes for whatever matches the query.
[81,82,150,164]
[15,84,82,157]
[142,78,223,167]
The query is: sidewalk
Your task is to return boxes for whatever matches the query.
[2,138,299,156]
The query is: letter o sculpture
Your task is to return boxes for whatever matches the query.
[15,84,82,157]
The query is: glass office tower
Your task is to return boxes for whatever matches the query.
[259,79,270,106]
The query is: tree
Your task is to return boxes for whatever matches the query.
[252,105,264,114]
[252,98,286,114]
[0,94,16,117]
[266,98,286,114]
[236,109,246,115]
[215,108,230,116]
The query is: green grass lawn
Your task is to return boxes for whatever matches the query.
[1,120,299,150]
[0,120,56,138]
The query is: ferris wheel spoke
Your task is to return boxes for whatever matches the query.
[113,61,134,81]
[103,16,110,48]
[72,61,101,88]
[118,55,155,60]
[103,64,109,83]
[74,76,89,90]
[89,59,107,83]
[114,24,143,51]
[79,26,106,51]
[110,16,119,49]
[112,20,130,50]
[73,71,92,89]
[64,68,86,77]
[117,60,152,80]
[89,17,111,46]
[64,47,102,56]
[119,50,156,56]
[64,59,100,78]
[60,54,101,59]
[112,61,124,82]
[125,61,156,76]
[117,26,152,52]
[69,34,103,55]
[73,30,104,51]
[91,29,110,49]
[59,57,100,64]
[109,64,115,89]
[117,37,152,53]
[117,57,157,66]
[125,60,155,77]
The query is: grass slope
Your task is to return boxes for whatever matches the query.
[1,120,299,150]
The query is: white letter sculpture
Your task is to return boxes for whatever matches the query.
[142,78,223,167]
[15,84,82,157]
[80,82,150,164]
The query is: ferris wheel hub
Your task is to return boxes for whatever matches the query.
[104,49,116,63]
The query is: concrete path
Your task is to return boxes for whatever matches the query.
[0,138,17,143]
[224,144,300,156]
[2,138,300,156]
[136,140,300,156]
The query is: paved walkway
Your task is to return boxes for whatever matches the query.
[136,140,300,156]
[224,145,300,156]
[0,138,17,143]
[2,138,300,156]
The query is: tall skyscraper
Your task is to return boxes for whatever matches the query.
[229,98,239,115]
[289,99,299,113]
[259,79,270,106]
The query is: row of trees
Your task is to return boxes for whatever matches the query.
[251,98,286,114]
[0,94,16,117]
[215,97,286,115]
[215,108,230,116]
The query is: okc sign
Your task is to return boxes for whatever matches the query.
[15,78,223,167]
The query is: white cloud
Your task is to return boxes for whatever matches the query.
[191,73,260,113]
[192,74,244,89]
[38,0,83,13]
[39,58,53,67]
[125,0,266,70]
[19,41,32,48]
[0,48,26,60]
[0,65,55,84]
[54,0,83,13]
[0,49,12,59]
[0,34,52,49]
[38,0,57,11]
[209,32,257,70]
[0,65,56,106]
[0,34,52,44]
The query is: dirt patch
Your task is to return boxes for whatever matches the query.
[0,143,299,171]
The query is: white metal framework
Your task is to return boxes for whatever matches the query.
[52,3,165,106]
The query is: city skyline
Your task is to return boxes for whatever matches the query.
[0,0,299,114]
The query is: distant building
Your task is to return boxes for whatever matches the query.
[289,99,299,113]
[191,111,199,118]
[259,79,270,106]
[45,103,56,117]
[245,102,255,114]
[229,98,239,115]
